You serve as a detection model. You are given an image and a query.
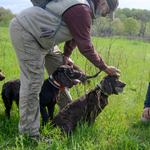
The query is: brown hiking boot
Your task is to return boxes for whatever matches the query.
[29,135,53,146]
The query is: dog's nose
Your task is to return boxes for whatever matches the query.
[123,83,126,87]
[0,76,5,81]
[0,73,5,81]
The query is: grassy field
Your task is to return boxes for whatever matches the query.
[0,27,150,150]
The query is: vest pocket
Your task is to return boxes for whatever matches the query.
[40,29,55,38]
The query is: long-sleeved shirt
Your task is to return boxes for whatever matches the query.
[63,3,108,71]
[144,82,150,108]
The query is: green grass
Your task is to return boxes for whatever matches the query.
[0,27,150,150]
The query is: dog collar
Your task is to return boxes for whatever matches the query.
[48,75,65,91]
[97,83,109,96]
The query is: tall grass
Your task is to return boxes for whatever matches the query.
[0,27,150,150]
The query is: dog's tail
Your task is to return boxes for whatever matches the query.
[86,71,101,79]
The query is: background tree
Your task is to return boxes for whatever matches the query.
[123,17,140,36]
[110,18,123,35]
[0,7,15,27]
[115,8,127,22]
[132,9,150,37]
[145,22,150,36]
[120,8,132,18]
[91,17,112,37]
[117,14,126,23]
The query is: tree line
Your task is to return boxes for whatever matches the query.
[92,8,150,38]
[1,6,150,38]
[0,7,15,27]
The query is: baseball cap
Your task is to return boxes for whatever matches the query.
[106,0,119,20]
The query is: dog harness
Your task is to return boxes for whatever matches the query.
[48,75,65,91]
[97,83,109,96]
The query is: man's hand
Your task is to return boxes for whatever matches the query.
[63,56,74,68]
[142,107,150,119]
[104,66,121,77]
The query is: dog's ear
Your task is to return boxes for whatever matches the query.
[100,76,113,95]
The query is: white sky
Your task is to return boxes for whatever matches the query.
[0,0,150,14]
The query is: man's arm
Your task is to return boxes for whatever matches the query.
[63,5,107,70]
[63,4,121,77]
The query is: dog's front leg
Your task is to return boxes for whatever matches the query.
[40,105,49,126]
[87,111,96,126]
[48,105,55,120]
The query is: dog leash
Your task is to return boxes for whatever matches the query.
[48,75,65,91]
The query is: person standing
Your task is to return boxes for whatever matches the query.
[9,0,120,143]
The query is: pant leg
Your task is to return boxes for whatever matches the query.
[45,46,72,110]
[9,17,47,136]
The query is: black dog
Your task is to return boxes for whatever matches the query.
[2,65,100,125]
[51,75,126,135]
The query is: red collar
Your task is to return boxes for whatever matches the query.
[48,75,65,91]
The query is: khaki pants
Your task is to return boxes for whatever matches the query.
[9,17,72,136]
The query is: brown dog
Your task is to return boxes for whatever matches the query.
[0,69,5,81]
[51,75,126,135]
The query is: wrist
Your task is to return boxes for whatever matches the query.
[63,52,71,57]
